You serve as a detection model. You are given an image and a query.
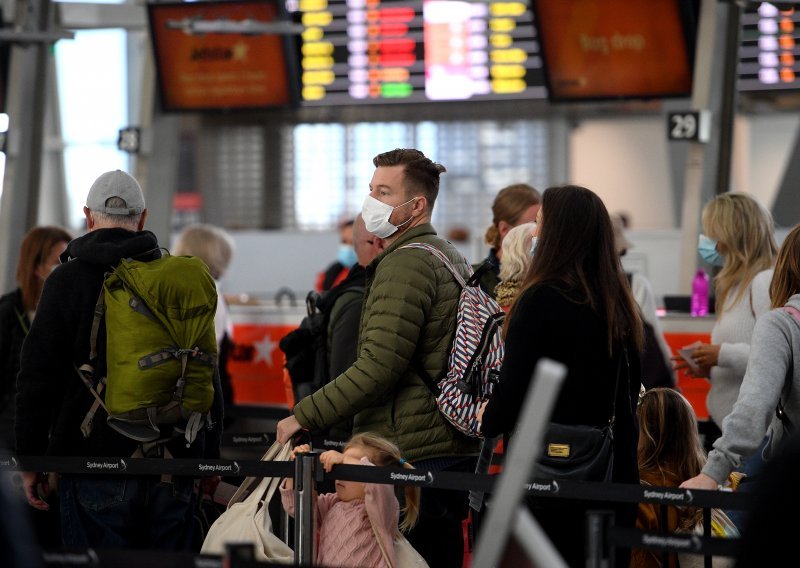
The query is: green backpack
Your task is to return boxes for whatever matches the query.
[77,251,218,446]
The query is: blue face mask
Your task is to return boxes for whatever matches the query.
[529,236,539,258]
[337,244,357,267]
[698,234,724,267]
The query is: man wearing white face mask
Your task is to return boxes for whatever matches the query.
[278,148,479,568]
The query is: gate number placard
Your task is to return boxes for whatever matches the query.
[667,111,710,143]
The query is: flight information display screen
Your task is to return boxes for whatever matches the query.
[290,0,548,105]
[739,2,800,92]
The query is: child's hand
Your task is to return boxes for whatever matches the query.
[319,450,345,472]
[291,444,312,459]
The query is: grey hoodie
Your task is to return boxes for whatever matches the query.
[703,294,800,483]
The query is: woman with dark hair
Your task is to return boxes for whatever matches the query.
[0,225,72,448]
[479,185,643,567]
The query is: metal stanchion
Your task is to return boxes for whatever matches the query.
[294,452,317,566]
[281,508,291,548]
[586,510,614,568]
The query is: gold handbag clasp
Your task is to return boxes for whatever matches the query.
[547,443,571,458]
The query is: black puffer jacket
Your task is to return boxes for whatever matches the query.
[15,228,224,458]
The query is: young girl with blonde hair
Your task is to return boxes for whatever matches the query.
[281,432,421,567]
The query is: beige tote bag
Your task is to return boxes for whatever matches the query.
[201,441,294,563]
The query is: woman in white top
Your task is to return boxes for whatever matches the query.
[676,193,777,430]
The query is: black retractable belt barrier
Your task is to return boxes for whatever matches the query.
[223,405,291,421]
[0,456,293,478]
[5,452,757,566]
[607,526,739,558]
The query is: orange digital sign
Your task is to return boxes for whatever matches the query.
[533,0,694,101]
[147,0,296,111]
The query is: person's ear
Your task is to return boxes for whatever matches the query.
[137,209,148,231]
[498,220,512,240]
[84,207,94,230]
[412,195,426,216]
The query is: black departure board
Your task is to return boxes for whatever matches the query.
[289,0,547,105]
[739,2,800,92]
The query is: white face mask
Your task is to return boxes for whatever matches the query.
[361,195,416,238]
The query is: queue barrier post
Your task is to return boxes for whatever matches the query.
[293,451,318,566]
[586,510,615,568]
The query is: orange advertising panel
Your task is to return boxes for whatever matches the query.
[147,0,295,111]
[532,0,693,101]
[664,330,711,420]
[228,322,296,407]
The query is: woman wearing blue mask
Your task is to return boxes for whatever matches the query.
[674,193,777,429]
[673,193,776,527]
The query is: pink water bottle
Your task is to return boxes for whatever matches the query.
[691,269,709,317]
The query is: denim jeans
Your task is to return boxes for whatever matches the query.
[60,474,196,550]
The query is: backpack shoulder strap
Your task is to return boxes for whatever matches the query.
[399,242,469,287]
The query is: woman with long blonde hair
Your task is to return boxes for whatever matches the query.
[675,193,777,431]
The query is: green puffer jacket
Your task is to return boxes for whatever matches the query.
[293,224,480,461]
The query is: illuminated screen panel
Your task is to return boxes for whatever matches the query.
[294,0,547,105]
[739,2,800,92]
[147,0,297,112]
[532,0,694,102]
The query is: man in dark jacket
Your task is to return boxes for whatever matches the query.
[15,170,223,549]
[278,149,480,568]
[316,213,385,444]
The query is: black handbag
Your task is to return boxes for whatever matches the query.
[536,349,627,482]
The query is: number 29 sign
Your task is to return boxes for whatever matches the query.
[667,111,711,143]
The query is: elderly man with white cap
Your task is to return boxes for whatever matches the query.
[15,170,224,550]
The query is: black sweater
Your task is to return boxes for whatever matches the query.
[0,289,27,448]
[15,228,223,459]
[481,283,641,486]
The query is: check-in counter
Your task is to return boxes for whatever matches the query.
[224,299,718,419]
[227,297,307,408]
[659,313,715,419]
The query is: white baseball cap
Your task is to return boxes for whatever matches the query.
[86,170,145,215]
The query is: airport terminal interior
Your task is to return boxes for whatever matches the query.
[1,0,799,565]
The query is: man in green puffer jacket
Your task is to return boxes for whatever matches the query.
[277,148,480,568]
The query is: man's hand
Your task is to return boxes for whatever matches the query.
[276,415,302,444]
[680,473,718,490]
[22,471,50,511]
